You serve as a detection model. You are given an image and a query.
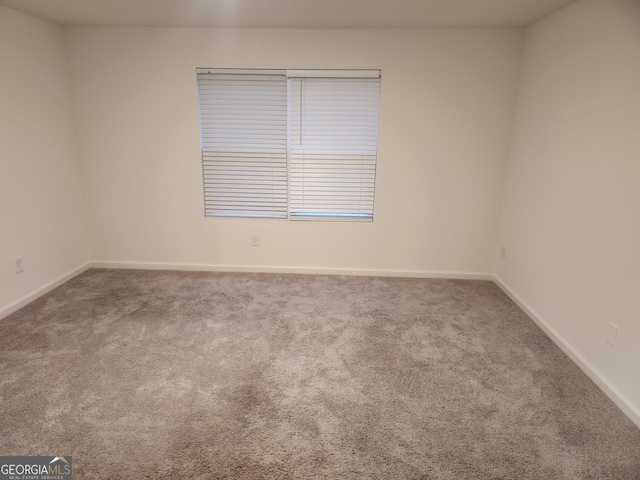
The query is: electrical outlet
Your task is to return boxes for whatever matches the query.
[15,256,24,274]
[606,322,618,347]
[250,234,260,247]
[500,246,506,260]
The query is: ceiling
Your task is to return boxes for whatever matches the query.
[0,0,578,28]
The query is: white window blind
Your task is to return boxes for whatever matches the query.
[197,69,287,218]
[288,72,381,221]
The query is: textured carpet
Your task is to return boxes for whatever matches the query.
[0,269,639,479]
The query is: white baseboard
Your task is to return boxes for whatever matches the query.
[493,274,640,429]
[90,260,494,281]
[0,262,91,321]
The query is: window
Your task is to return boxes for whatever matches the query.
[197,69,287,218]
[197,69,381,221]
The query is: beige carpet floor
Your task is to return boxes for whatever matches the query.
[1,268,639,479]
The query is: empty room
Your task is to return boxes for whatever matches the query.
[1,0,639,478]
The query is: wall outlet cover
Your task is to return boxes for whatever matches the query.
[606,322,618,347]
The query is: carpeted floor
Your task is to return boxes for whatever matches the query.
[0,269,639,479]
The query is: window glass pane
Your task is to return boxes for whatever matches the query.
[288,76,381,221]
[197,70,287,218]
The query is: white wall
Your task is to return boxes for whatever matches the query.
[496,0,640,422]
[0,6,89,316]
[65,27,523,276]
